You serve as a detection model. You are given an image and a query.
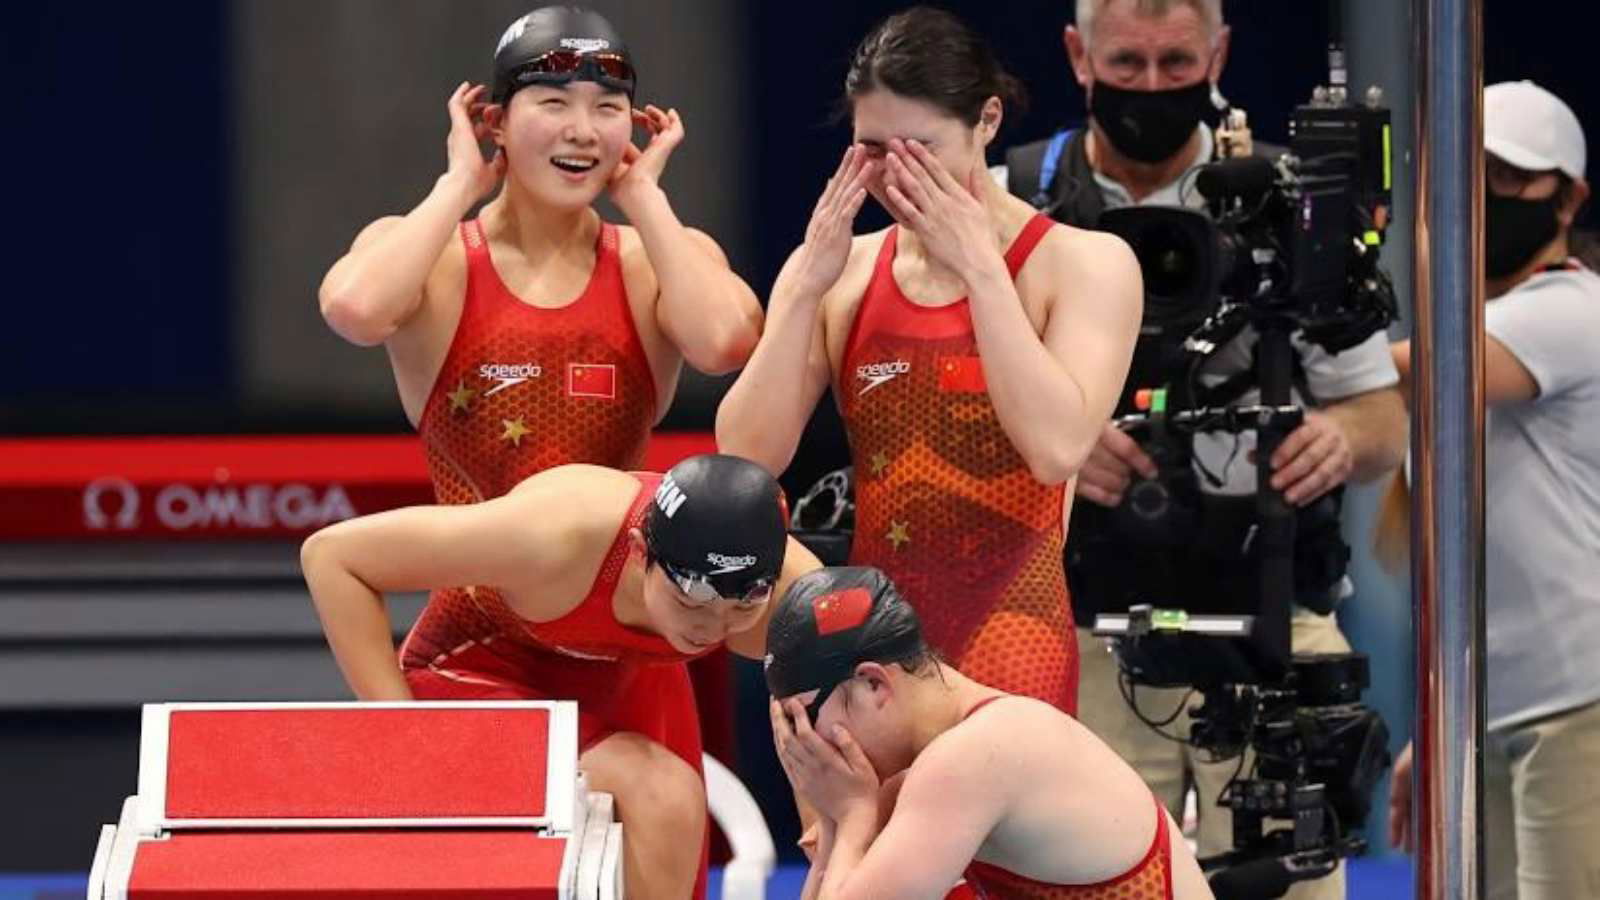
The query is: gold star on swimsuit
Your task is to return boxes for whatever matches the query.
[447,381,476,413]
[869,451,890,477]
[501,418,531,447]
[886,520,911,552]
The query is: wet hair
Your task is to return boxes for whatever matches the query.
[843,6,1027,126]
[764,567,943,722]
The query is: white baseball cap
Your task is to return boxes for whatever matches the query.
[1485,80,1587,179]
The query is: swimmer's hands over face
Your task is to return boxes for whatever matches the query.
[608,104,684,210]
[881,139,1004,286]
[790,145,877,298]
[771,697,881,827]
[444,82,508,202]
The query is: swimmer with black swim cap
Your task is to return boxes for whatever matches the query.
[302,455,821,900]
[766,566,1213,900]
[492,6,637,104]
[645,453,791,609]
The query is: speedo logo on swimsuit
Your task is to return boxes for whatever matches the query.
[479,362,544,397]
[855,360,911,395]
[654,473,688,518]
[705,552,757,576]
[559,37,611,52]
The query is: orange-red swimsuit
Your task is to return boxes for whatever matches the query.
[838,216,1077,713]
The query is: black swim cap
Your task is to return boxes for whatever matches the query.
[646,454,788,599]
[764,567,929,723]
[492,6,636,104]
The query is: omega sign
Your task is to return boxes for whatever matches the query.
[83,477,357,532]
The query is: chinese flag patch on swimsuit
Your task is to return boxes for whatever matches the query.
[937,356,987,393]
[567,363,617,399]
[814,588,873,636]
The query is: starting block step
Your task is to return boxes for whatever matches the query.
[89,701,616,900]
[125,830,569,898]
[140,702,577,831]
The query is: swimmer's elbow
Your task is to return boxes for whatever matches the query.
[1023,443,1083,486]
[676,307,762,375]
[319,284,399,347]
[299,529,333,583]
[684,333,754,377]
[714,409,795,478]
[299,526,354,594]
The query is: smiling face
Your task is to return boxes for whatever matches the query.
[490,80,633,208]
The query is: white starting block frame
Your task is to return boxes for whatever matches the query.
[87,701,622,900]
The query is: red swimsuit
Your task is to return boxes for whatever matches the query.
[839,217,1078,714]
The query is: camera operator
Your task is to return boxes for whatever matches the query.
[996,3,1407,897]
[1387,80,1600,900]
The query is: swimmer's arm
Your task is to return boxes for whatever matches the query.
[725,537,823,659]
[318,172,479,347]
[300,493,571,700]
[716,246,836,476]
[799,818,836,900]
[816,741,1004,900]
[620,184,763,374]
[966,228,1142,485]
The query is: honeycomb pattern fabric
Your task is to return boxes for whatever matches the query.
[402,218,656,669]
[838,217,1077,715]
[964,795,1173,900]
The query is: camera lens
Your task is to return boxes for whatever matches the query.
[1127,480,1171,521]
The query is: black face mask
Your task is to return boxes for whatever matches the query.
[1486,189,1562,279]
[1090,78,1216,164]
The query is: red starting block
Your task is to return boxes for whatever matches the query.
[87,702,623,899]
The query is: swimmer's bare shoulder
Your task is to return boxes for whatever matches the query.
[494,465,645,619]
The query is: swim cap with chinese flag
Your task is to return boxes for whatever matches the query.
[814,588,873,636]
[764,567,927,723]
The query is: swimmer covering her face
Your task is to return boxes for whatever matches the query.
[766,566,1213,900]
[718,6,1144,720]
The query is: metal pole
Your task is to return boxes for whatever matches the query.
[1411,0,1485,897]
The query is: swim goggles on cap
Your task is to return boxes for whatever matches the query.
[510,49,635,96]
[655,555,775,608]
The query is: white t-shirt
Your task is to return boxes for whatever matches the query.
[1190,330,1399,496]
[1483,265,1600,731]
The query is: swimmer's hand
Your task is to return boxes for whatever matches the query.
[880,138,1004,286]
[444,82,507,202]
[608,105,683,208]
[790,145,876,298]
[771,698,880,826]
